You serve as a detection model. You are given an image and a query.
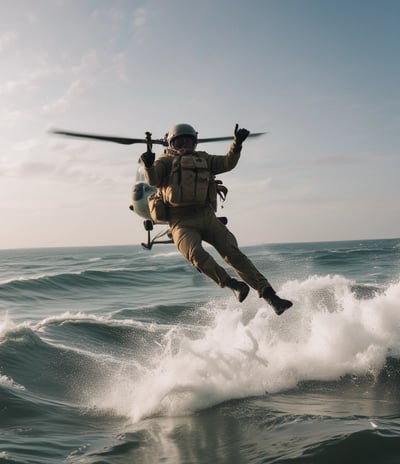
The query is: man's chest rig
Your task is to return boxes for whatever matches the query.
[164,153,212,207]
[148,152,228,224]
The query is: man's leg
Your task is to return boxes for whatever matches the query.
[171,223,230,287]
[170,220,250,302]
[205,216,270,294]
[205,214,293,314]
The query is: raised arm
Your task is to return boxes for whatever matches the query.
[141,151,170,187]
[209,124,250,175]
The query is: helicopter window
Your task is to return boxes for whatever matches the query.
[136,163,146,182]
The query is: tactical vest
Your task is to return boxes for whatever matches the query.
[163,153,212,207]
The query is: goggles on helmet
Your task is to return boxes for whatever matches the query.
[171,135,196,151]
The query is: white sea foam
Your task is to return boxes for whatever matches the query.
[0,270,82,286]
[91,275,400,423]
[0,311,105,339]
[0,267,130,286]
[0,312,15,339]
[0,317,26,389]
[32,311,176,336]
[0,374,25,391]
[150,251,181,259]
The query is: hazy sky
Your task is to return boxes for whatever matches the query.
[1,0,399,249]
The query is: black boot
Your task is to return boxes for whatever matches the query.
[263,287,293,315]
[226,278,250,303]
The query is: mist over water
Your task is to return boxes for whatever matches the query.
[1,239,400,463]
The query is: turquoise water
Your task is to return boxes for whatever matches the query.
[1,239,400,463]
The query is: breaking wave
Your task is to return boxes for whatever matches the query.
[3,273,398,425]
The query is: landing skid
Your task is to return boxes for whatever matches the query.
[140,217,228,250]
[141,220,173,250]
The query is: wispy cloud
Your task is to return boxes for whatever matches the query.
[0,155,121,189]
[0,109,27,127]
[0,63,64,96]
[90,6,125,29]
[134,7,148,30]
[2,135,133,189]
[132,5,155,43]
[291,151,375,168]
[41,49,129,114]
[41,78,90,114]
[0,31,17,52]
[309,153,366,165]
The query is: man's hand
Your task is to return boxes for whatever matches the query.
[141,150,155,168]
[234,124,250,145]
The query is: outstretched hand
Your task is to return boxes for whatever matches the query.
[141,150,155,168]
[234,124,250,145]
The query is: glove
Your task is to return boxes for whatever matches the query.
[141,151,155,168]
[234,123,250,145]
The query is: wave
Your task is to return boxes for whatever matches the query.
[150,250,181,258]
[0,266,189,301]
[53,409,400,464]
[298,428,400,463]
[81,275,400,422]
[1,274,400,425]
[0,268,137,289]
[0,373,25,391]
[0,310,182,406]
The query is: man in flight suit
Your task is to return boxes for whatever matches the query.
[141,123,293,315]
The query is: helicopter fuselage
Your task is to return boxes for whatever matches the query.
[130,159,155,219]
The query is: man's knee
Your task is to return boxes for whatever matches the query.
[218,236,240,261]
[174,229,200,260]
[176,238,208,269]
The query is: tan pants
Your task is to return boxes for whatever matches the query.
[169,206,270,295]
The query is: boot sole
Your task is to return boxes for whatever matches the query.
[274,301,293,315]
[238,285,250,303]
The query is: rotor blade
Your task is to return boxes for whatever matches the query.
[51,129,167,146]
[198,131,267,144]
[51,128,266,146]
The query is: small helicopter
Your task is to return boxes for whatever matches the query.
[51,126,265,249]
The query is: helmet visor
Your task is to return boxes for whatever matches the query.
[171,135,196,151]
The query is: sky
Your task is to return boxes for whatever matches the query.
[1,0,399,249]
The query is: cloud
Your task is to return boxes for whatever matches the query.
[0,31,17,52]
[1,134,133,190]
[71,50,99,76]
[0,155,120,189]
[89,4,153,45]
[41,78,90,114]
[289,151,375,168]
[39,51,100,114]
[12,137,39,152]
[310,153,365,165]
[0,109,27,127]
[109,52,129,82]
[0,63,64,96]
[41,49,130,114]
[229,177,272,193]
[132,5,155,43]
[90,6,125,28]
[134,7,148,30]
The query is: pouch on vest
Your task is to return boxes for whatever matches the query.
[148,190,168,223]
[164,154,210,206]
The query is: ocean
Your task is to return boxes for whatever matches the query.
[0,238,400,463]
